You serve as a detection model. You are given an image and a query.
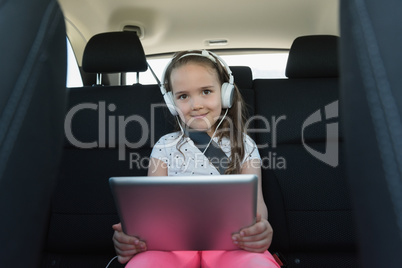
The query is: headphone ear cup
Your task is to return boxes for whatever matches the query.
[163,91,178,116]
[221,82,234,108]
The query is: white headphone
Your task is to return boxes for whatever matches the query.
[159,50,235,116]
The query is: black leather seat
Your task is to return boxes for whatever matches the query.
[0,0,67,266]
[230,66,256,135]
[253,35,358,267]
[43,31,174,267]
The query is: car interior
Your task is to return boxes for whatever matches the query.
[1,0,402,267]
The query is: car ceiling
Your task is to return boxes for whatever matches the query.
[58,0,339,66]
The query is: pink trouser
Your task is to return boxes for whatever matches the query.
[126,250,281,268]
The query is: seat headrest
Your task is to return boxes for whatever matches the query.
[285,35,339,78]
[230,66,253,89]
[82,31,148,73]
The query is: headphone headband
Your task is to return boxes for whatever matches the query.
[179,50,217,63]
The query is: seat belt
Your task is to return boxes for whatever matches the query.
[272,252,288,268]
[186,130,229,174]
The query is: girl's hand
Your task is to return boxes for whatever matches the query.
[231,213,273,253]
[112,223,147,263]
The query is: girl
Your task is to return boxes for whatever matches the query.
[112,50,280,268]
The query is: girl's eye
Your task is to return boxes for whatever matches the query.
[203,90,211,95]
[178,94,187,100]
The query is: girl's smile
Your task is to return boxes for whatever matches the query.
[191,113,208,119]
[170,63,222,136]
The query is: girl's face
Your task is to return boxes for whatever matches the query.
[170,63,222,136]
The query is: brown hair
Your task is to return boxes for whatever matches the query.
[163,50,247,174]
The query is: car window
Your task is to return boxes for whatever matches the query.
[126,58,171,85]
[66,50,289,87]
[66,37,83,87]
[221,52,288,79]
[125,52,288,85]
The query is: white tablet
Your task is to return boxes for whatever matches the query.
[109,174,257,251]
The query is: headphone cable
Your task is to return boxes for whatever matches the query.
[202,109,228,154]
[105,256,118,268]
[177,109,228,154]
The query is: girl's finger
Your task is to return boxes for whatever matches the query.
[237,230,268,242]
[113,238,136,251]
[240,221,267,237]
[237,238,268,249]
[112,223,122,232]
[256,213,262,223]
[113,230,138,245]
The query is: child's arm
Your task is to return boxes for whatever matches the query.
[148,157,168,176]
[231,158,273,253]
